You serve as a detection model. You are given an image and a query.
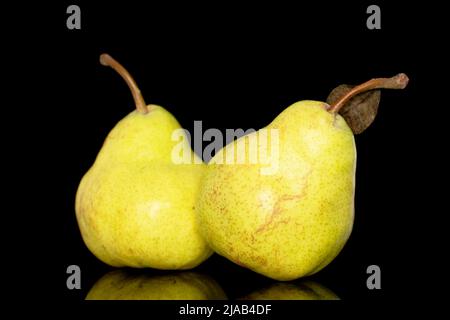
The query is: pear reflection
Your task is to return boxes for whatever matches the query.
[86,270,227,300]
[240,281,339,300]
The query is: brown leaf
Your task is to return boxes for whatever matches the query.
[326,85,381,134]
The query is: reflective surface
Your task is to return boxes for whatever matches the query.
[86,270,227,300]
[240,282,339,300]
[86,267,339,300]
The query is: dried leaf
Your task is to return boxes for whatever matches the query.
[326,85,381,134]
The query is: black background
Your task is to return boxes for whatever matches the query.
[23,0,441,309]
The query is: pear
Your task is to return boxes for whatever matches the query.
[197,75,408,280]
[76,54,211,269]
[240,281,339,300]
[86,270,227,300]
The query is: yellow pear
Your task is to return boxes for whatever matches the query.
[75,54,211,269]
[197,75,408,280]
[86,270,227,300]
[240,281,339,300]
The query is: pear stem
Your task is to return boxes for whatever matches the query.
[328,73,409,113]
[100,53,149,114]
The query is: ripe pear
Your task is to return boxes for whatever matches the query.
[197,75,408,280]
[240,281,339,300]
[86,270,227,300]
[75,54,211,269]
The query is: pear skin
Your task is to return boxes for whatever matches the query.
[76,54,211,269]
[197,74,408,280]
[198,101,356,280]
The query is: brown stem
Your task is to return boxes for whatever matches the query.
[100,53,149,114]
[328,73,409,113]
